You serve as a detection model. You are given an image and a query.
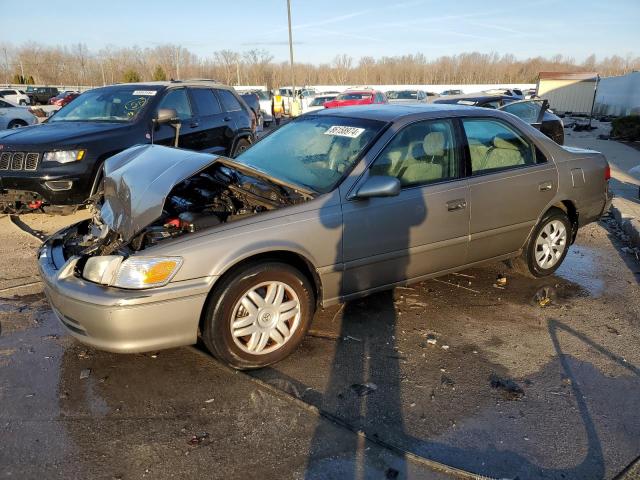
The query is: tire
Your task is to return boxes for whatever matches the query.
[512,207,571,278]
[201,262,315,369]
[7,120,27,129]
[232,138,251,157]
[19,100,26,106]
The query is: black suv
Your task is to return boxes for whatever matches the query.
[0,81,254,208]
[26,86,60,105]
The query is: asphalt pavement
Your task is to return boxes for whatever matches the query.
[1,176,639,479]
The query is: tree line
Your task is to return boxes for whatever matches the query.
[1,42,638,88]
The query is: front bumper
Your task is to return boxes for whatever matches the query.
[0,158,95,205]
[38,235,215,353]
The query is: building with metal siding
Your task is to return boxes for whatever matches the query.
[537,72,598,115]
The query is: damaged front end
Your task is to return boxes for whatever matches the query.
[57,144,312,289]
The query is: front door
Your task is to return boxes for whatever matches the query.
[340,118,469,298]
[154,88,200,150]
[461,117,557,262]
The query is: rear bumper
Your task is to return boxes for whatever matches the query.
[38,235,215,353]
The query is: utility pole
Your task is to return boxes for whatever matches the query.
[287,0,295,112]
[175,46,181,80]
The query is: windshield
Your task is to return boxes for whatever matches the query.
[387,90,417,100]
[235,115,385,193]
[255,91,270,101]
[310,96,335,107]
[49,87,158,123]
[336,92,371,101]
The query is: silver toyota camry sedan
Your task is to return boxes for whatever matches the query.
[38,104,612,369]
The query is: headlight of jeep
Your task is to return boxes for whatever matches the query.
[112,257,183,289]
[83,256,182,289]
[43,149,85,163]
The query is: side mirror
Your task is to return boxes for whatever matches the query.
[154,108,179,125]
[353,175,401,199]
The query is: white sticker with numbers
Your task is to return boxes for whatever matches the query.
[132,90,157,96]
[324,125,365,138]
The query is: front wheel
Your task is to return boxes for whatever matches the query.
[201,262,315,369]
[513,207,571,278]
[7,120,27,129]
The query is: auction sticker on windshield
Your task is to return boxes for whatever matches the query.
[324,126,365,138]
[132,90,157,96]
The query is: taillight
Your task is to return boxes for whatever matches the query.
[605,163,611,181]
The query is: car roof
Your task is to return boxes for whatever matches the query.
[311,103,491,122]
[434,93,517,103]
[105,81,232,90]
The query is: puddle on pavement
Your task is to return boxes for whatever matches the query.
[555,246,605,297]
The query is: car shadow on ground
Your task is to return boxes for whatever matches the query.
[251,306,640,479]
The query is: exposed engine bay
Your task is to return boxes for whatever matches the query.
[61,160,311,262]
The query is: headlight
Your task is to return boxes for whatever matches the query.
[112,257,183,289]
[43,149,85,163]
[83,255,123,285]
[82,255,182,289]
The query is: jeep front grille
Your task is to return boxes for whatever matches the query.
[0,152,40,171]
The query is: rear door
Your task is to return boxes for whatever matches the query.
[215,89,247,155]
[188,87,229,154]
[461,117,557,262]
[341,118,469,296]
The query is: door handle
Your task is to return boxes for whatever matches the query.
[538,181,553,191]
[190,122,199,128]
[447,199,467,211]
[224,116,232,122]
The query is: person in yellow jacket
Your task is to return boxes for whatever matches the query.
[271,91,285,126]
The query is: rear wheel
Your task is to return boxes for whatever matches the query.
[232,138,251,157]
[201,262,315,369]
[513,207,571,278]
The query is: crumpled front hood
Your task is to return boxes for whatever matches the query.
[100,144,219,242]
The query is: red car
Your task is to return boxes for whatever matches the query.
[49,91,80,107]
[323,89,388,109]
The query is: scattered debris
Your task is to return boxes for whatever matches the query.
[606,325,622,336]
[431,278,480,294]
[426,333,437,345]
[205,398,215,404]
[440,375,455,387]
[188,432,209,446]
[343,335,362,342]
[441,345,450,350]
[150,353,158,359]
[79,368,91,379]
[489,374,524,400]
[77,350,91,359]
[307,330,340,340]
[533,286,555,307]
[495,274,507,287]
[351,383,378,397]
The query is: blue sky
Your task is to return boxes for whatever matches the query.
[3,0,639,63]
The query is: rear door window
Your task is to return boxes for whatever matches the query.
[462,118,537,175]
[216,89,242,112]
[189,88,222,116]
